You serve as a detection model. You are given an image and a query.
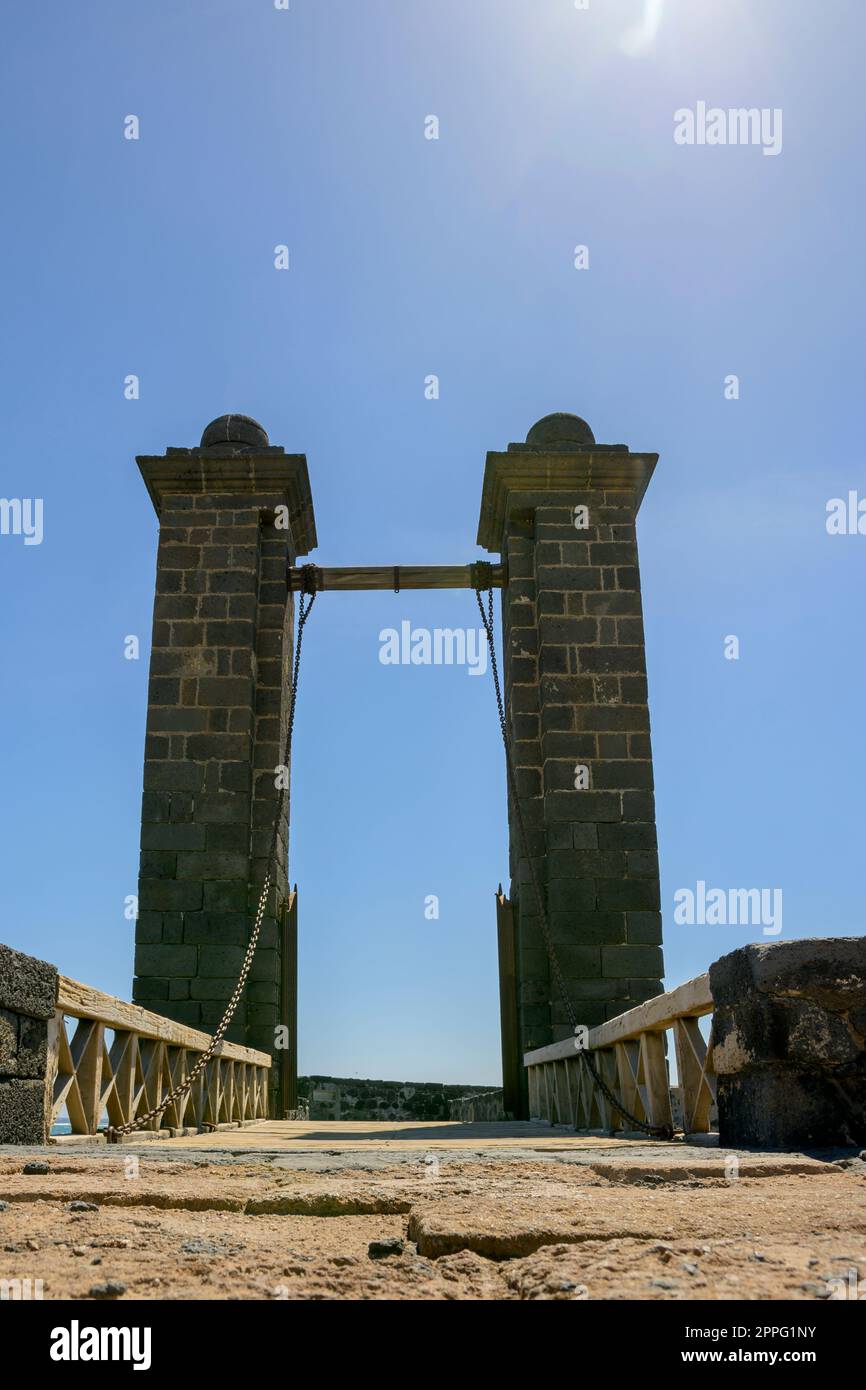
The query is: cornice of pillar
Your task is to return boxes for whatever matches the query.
[137,447,317,557]
[476,444,657,554]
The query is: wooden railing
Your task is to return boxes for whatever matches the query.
[47,977,271,1138]
[523,974,716,1136]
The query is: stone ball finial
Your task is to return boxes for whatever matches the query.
[525,412,595,448]
[200,414,269,450]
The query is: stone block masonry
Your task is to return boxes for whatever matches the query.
[299,1075,495,1122]
[710,937,866,1148]
[477,413,663,1110]
[134,415,316,1110]
[0,942,58,1143]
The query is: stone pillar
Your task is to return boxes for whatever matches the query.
[134,415,316,1110]
[710,938,866,1148]
[477,413,664,1107]
[0,943,58,1144]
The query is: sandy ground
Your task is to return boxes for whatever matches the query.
[1,1125,864,1301]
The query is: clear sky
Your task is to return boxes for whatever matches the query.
[1,1,864,1085]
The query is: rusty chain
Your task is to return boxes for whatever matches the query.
[475,585,673,1140]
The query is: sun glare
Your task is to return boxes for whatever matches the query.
[620,0,665,57]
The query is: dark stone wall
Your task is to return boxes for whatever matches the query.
[710,938,866,1148]
[133,482,296,1095]
[500,491,664,1078]
[0,943,58,1144]
[300,1075,493,1122]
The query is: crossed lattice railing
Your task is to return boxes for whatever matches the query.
[48,976,271,1137]
[524,974,716,1135]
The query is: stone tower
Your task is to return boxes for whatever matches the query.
[133,415,316,1111]
[478,413,664,1112]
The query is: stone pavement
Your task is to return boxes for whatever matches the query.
[2,1121,864,1299]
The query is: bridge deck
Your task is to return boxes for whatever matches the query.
[128,1118,706,1154]
[8,1120,858,1301]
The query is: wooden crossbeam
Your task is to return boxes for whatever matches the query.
[287,564,504,593]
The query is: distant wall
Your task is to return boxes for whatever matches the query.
[0,943,58,1144]
[448,1090,508,1122]
[298,1075,494,1122]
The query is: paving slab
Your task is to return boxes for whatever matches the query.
[1,1125,864,1300]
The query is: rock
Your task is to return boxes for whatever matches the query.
[25,1238,39,1251]
[0,1009,48,1078]
[0,1200,8,1212]
[0,944,58,1019]
[247,1193,409,1216]
[649,1278,680,1290]
[368,1237,405,1260]
[709,938,866,1148]
[0,1082,47,1145]
[647,1242,674,1262]
[89,1281,127,1300]
[0,947,57,1142]
[68,1201,99,1213]
[91,1257,102,1265]
[23,1161,49,1175]
[72,1246,88,1256]
[181,1238,222,1256]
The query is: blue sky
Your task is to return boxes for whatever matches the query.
[1,0,864,1085]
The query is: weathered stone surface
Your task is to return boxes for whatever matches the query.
[0,1010,48,1078]
[134,423,318,1108]
[709,938,866,1148]
[0,1140,863,1300]
[0,1079,47,1144]
[0,945,55,1142]
[0,943,58,1019]
[200,414,269,451]
[477,420,663,1104]
[301,1075,493,1122]
[449,1090,507,1122]
[0,1008,17,1071]
[524,413,596,449]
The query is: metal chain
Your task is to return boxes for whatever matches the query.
[475,587,672,1140]
[107,578,318,1140]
